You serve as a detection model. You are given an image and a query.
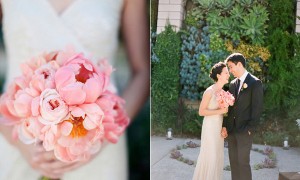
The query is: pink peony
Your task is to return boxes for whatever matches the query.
[40,125,58,151]
[55,54,108,105]
[96,91,129,143]
[38,89,68,125]
[0,48,130,163]
[53,104,104,162]
[17,117,43,144]
[216,90,235,108]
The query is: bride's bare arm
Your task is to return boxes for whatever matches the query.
[199,89,228,116]
[120,0,150,120]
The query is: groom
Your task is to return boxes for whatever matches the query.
[222,53,263,180]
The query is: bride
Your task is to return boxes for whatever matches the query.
[0,0,149,179]
[193,62,229,180]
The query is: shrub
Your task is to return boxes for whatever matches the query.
[151,25,181,134]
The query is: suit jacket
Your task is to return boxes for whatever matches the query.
[223,73,263,133]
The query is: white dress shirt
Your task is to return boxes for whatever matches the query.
[237,71,248,94]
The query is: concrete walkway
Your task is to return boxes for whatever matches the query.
[151,136,300,180]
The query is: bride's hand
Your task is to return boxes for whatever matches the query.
[17,141,64,179]
[30,142,96,176]
[220,107,228,114]
[49,141,109,175]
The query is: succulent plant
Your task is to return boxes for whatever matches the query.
[219,17,233,37]
[253,163,264,170]
[193,0,216,12]
[263,146,273,156]
[186,140,200,148]
[240,0,253,8]
[249,4,268,22]
[185,8,205,27]
[230,5,245,21]
[180,25,205,100]
[240,13,265,45]
[170,150,183,159]
[206,9,222,26]
[187,160,194,165]
[216,0,234,11]
[262,157,276,168]
[268,152,277,161]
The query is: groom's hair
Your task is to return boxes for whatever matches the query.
[225,53,246,67]
[210,62,226,82]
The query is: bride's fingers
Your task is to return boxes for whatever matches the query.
[32,151,57,165]
[40,160,77,172]
[53,161,89,174]
[30,160,64,178]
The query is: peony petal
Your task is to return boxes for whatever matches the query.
[83,62,93,72]
[105,131,119,143]
[57,136,74,147]
[70,107,85,118]
[103,122,118,131]
[14,93,33,117]
[60,121,73,136]
[83,118,97,130]
[69,143,86,156]
[83,78,103,103]
[54,146,73,162]
[31,96,40,116]
[59,83,86,105]
[55,67,76,90]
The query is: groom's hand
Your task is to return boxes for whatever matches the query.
[221,127,228,138]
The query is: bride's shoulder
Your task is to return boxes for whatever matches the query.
[203,86,214,96]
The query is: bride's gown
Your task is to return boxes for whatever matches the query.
[193,92,224,180]
[0,0,127,179]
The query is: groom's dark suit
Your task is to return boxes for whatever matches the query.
[223,73,263,180]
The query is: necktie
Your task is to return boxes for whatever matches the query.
[235,79,241,97]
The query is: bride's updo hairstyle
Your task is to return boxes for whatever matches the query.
[209,62,227,82]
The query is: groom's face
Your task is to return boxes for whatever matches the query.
[227,61,241,78]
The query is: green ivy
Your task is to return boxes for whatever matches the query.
[265,0,300,112]
[151,25,181,134]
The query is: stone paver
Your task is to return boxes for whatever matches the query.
[151,136,300,180]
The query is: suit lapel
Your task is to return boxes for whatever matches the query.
[235,73,252,102]
[230,79,238,99]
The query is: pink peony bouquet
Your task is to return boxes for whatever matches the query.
[216,89,235,109]
[0,49,130,162]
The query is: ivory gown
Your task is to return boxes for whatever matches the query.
[0,0,128,179]
[193,92,224,180]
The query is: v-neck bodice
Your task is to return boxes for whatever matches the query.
[2,0,124,86]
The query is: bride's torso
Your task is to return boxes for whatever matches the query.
[2,0,123,85]
[207,92,219,110]
[203,90,223,121]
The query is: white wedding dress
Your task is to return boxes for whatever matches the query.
[193,92,224,180]
[0,0,128,179]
